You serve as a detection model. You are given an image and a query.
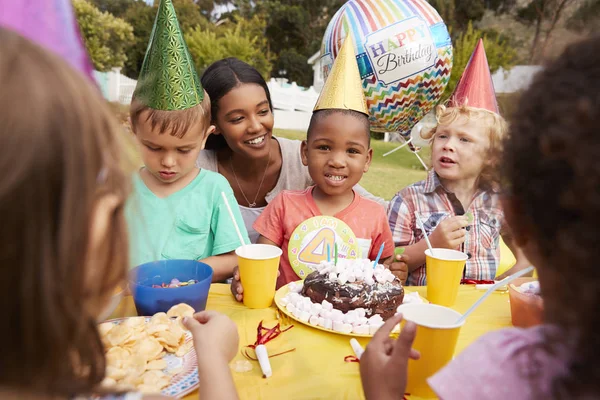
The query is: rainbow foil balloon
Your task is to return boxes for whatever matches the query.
[321,0,453,136]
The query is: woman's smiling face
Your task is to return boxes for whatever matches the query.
[213,83,274,159]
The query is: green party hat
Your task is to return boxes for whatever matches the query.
[133,0,203,110]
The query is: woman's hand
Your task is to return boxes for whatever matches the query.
[360,314,420,400]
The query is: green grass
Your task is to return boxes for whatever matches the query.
[274,129,430,200]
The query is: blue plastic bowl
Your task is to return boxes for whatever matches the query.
[129,260,213,316]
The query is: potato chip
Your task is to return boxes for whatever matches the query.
[99,308,195,393]
[149,312,170,325]
[175,341,193,357]
[146,323,169,335]
[99,322,114,336]
[146,359,167,370]
[106,325,133,347]
[106,347,131,365]
[133,337,163,362]
[123,316,146,328]
[105,366,127,381]
[166,303,194,319]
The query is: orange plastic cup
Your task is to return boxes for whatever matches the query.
[508,277,544,328]
[236,244,282,309]
[398,303,465,398]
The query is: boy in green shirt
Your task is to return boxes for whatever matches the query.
[126,0,248,281]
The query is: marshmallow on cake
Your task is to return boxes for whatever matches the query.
[280,259,404,335]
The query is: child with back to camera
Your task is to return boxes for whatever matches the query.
[361,34,600,400]
[0,26,239,400]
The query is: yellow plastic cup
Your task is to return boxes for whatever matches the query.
[398,303,465,398]
[426,248,468,306]
[236,244,282,309]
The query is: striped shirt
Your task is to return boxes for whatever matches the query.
[387,170,504,286]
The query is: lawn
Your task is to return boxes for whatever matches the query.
[274,129,430,200]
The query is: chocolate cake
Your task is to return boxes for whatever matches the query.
[301,261,404,320]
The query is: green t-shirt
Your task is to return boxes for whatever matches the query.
[126,169,249,268]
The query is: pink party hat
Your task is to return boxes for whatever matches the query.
[0,0,96,83]
[448,39,499,114]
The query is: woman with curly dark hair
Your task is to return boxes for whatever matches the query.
[359,34,600,399]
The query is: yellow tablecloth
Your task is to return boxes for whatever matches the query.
[110,284,511,399]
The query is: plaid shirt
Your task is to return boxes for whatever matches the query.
[387,170,504,286]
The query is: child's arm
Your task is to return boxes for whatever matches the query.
[360,314,419,399]
[200,251,237,282]
[496,231,533,280]
[183,311,240,400]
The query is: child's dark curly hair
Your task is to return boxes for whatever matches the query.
[503,35,600,398]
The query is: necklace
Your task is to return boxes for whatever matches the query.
[230,145,271,208]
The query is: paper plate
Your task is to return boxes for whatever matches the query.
[274,281,416,338]
[288,216,360,279]
[104,317,199,398]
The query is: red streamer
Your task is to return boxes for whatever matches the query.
[460,279,495,285]
[242,320,295,360]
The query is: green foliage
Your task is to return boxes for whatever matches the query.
[121,1,156,78]
[444,21,517,99]
[428,0,486,31]
[185,15,273,77]
[73,0,134,72]
[89,0,131,16]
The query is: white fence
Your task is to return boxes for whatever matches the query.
[94,69,319,111]
[94,69,318,131]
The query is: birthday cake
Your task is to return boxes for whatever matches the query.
[280,259,404,335]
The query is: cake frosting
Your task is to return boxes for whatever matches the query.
[280,259,405,335]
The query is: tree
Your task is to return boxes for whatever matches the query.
[429,0,486,31]
[445,21,517,98]
[517,0,579,63]
[121,1,156,78]
[73,0,134,71]
[185,15,273,77]
[568,0,600,32]
[89,0,132,17]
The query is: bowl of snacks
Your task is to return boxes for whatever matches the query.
[129,260,213,316]
[508,277,544,328]
[98,286,124,321]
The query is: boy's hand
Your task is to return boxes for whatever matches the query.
[388,253,409,284]
[184,311,239,364]
[230,267,243,302]
[429,216,469,250]
[230,266,281,302]
[360,314,420,400]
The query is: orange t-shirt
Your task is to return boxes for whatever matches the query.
[253,187,395,288]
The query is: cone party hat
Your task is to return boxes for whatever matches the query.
[448,39,499,114]
[0,0,96,83]
[313,36,368,116]
[134,0,203,111]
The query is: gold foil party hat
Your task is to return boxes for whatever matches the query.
[313,36,368,115]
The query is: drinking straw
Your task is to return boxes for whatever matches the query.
[221,192,247,247]
[334,243,338,266]
[414,211,434,256]
[456,266,535,324]
[373,243,385,268]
